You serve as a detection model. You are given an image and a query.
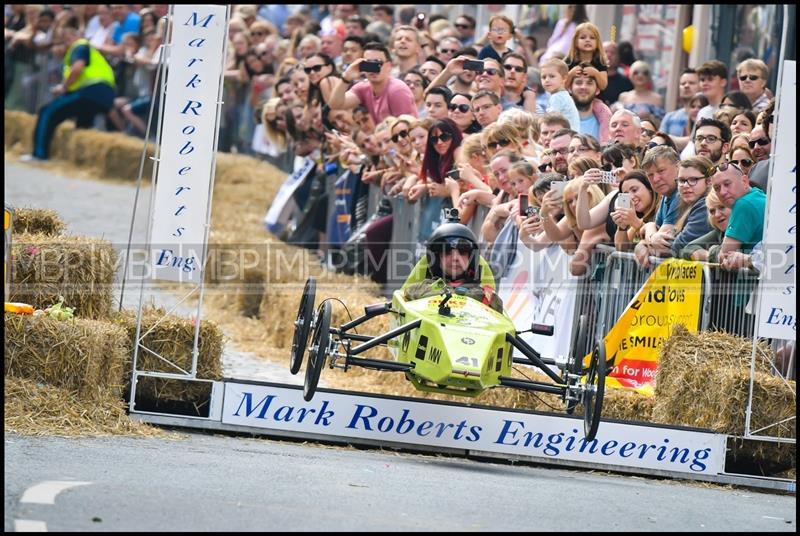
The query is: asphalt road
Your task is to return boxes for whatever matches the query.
[4,433,796,532]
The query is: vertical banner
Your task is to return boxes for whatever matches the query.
[599,259,703,396]
[756,60,796,340]
[150,5,227,282]
[497,243,576,366]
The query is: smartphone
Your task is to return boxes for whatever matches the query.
[360,60,382,73]
[446,168,461,181]
[550,180,567,197]
[599,170,617,184]
[414,13,426,30]
[463,59,485,73]
[519,194,538,219]
[616,192,631,210]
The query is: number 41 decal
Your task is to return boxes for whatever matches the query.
[455,356,478,367]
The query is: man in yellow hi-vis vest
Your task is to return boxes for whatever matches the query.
[23,15,116,161]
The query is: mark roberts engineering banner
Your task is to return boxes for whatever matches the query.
[150,5,227,282]
[222,382,725,477]
[597,259,704,397]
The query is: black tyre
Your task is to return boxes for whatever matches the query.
[290,277,316,375]
[583,340,606,441]
[303,301,331,402]
[565,315,588,415]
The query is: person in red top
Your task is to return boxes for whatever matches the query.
[328,42,417,125]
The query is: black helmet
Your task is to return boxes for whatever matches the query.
[425,219,480,283]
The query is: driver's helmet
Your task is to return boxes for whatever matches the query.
[425,221,480,283]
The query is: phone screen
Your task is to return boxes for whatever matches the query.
[359,60,382,73]
[518,194,528,213]
[446,168,460,181]
[463,59,485,73]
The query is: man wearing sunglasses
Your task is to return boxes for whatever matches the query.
[500,51,537,114]
[330,42,417,125]
[735,58,771,112]
[402,217,503,313]
[711,161,766,263]
[746,109,774,191]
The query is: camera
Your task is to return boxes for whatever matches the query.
[442,207,460,222]
[463,59,485,73]
[359,60,382,73]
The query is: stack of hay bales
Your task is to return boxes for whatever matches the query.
[653,324,796,473]
[10,232,117,319]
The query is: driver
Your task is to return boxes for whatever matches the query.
[401,211,504,313]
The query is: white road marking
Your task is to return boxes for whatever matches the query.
[14,519,48,532]
[20,481,91,505]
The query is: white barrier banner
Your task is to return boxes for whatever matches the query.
[757,60,796,339]
[498,243,576,365]
[150,5,227,282]
[222,382,726,477]
[264,157,316,236]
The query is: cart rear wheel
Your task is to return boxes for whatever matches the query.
[303,301,331,402]
[583,341,606,441]
[290,277,316,375]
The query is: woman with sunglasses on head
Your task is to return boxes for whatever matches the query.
[646,131,678,153]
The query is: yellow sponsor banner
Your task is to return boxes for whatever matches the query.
[594,259,704,397]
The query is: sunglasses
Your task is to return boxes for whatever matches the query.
[632,70,649,76]
[503,64,526,73]
[487,138,511,151]
[749,137,770,148]
[645,141,660,150]
[729,158,753,168]
[391,130,409,143]
[455,23,473,30]
[448,103,471,113]
[439,48,458,55]
[482,68,501,77]
[251,31,266,37]
[714,161,743,174]
[538,163,550,173]
[738,74,760,81]
[429,132,453,144]
[442,239,474,255]
[304,64,326,74]
[641,128,656,137]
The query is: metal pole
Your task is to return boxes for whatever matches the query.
[119,32,168,313]
[190,4,232,376]
[129,7,174,411]
[745,4,790,439]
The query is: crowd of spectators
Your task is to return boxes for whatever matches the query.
[5,4,781,302]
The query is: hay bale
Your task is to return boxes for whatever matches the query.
[4,110,36,152]
[10,232,117,319]
[10,207,67,236]
[653,325,795,472]
[103,138,155,181]
[4,313,129,397]
[113,307,224,411]
[114,307,223,380]
[602,389,655,422]
[4,376,164,437]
